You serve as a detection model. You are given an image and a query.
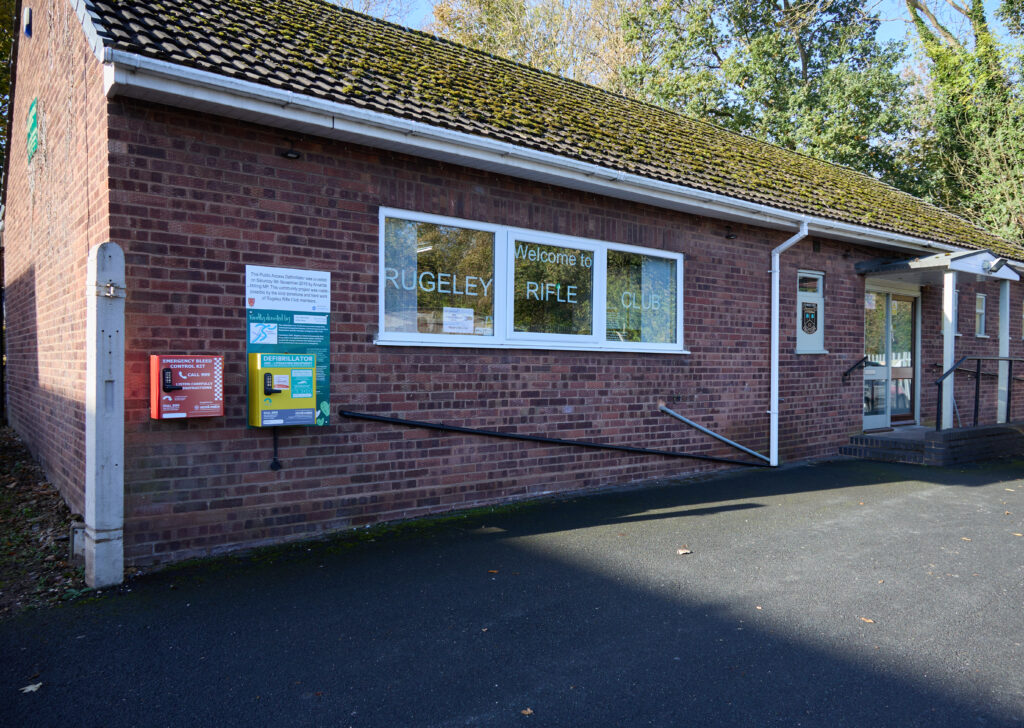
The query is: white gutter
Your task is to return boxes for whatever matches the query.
[100,50,989,260]
[769,222,809,467]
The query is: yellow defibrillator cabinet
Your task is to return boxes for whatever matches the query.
[247,353,317,427]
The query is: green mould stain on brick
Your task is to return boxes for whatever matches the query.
[3,0,1024,580]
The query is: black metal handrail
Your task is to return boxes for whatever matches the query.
[929,362,1024,381]
[842,355,870,383]
[934,356,1024,431]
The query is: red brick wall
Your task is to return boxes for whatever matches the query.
[107,101,890,567]
[3,0,110,513]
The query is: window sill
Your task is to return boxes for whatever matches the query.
[795,349,829,355]
[375,337,690,355]
[976,334,990,338]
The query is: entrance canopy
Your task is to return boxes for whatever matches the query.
[858,249,1020,431]
[855,249,1020,286]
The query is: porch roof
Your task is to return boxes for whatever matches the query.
[855,250,1021,287]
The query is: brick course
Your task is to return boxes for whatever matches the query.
[3,0,110,514]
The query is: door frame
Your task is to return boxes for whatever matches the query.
[863,281,922,429]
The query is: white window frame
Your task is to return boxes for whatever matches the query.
[795,269,827,354]
[976,293,988,337]
[376,208,687,354]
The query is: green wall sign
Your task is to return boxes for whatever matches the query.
[26,99,38,162]
[245,266,332,426]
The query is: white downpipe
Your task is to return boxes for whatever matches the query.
[770,222,809,467]
[84,243,126,588]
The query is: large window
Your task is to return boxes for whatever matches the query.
[378,209,685,353]
[383,218,495,337]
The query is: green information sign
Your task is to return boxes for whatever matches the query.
[246,266,331,426]
[26,99,38,163]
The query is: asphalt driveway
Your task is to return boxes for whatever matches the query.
[2,458,1022,727]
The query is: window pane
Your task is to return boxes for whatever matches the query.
[605,251,677,343]
[383,218,494,335]
[513,241,593,335]
[798,275,819,293]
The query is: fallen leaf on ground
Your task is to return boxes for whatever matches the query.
[487,570,499,574]
[676,547,692,555]
[961,537,972,542]
[1005,488,1016,492]
[860,617,875,624]
[19,683,42,693]
[1013,533,1023,537]
[521,708,534,716]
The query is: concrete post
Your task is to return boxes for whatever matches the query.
[84,243,126,588]
[941,270,956,430]
[998,279,1010,423]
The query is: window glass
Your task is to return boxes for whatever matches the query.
[383,218,495,336]
[976,293,986,335]
[798,275,820,293]
[512,240,593,335]
[605,250,677,343]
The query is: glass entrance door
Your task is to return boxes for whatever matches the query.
[890,296,915,423]
[863,291,916,430]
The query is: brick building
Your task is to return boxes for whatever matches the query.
[4,0,1024,586]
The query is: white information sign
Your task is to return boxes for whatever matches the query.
[443,307,475,334]
[246,265,331,313]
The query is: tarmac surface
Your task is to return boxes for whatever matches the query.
[2,458,1023,727]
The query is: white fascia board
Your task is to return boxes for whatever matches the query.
[104,50,975,258]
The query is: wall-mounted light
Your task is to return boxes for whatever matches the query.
[983,257,1007,274]
[724,226,737,239]
[23,8,32,37]
[281,140,301,160]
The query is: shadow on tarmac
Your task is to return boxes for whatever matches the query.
[1,458,1021,726]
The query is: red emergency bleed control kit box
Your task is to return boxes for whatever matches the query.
[149,355,225,419]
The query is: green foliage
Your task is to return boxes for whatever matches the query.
[621,0,914,183]
[428,0,634,89]
[0,0,14,171]
[904,0,1024,242]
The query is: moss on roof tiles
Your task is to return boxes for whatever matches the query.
[87,0,1022,257]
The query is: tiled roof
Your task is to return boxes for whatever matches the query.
[86,0,1022,257]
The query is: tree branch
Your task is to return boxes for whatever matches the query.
[906,0,964,49]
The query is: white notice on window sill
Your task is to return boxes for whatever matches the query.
[443,307,475,334]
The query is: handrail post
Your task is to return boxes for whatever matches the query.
[1009,361,1014,422]
[974,358,981,427]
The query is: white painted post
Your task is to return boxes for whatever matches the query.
[998,279,1010,423]
[84,243,126,588]
[941,270,956,430]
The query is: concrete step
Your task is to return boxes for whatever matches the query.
[847,435,925,453]
[840,443,926,465]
